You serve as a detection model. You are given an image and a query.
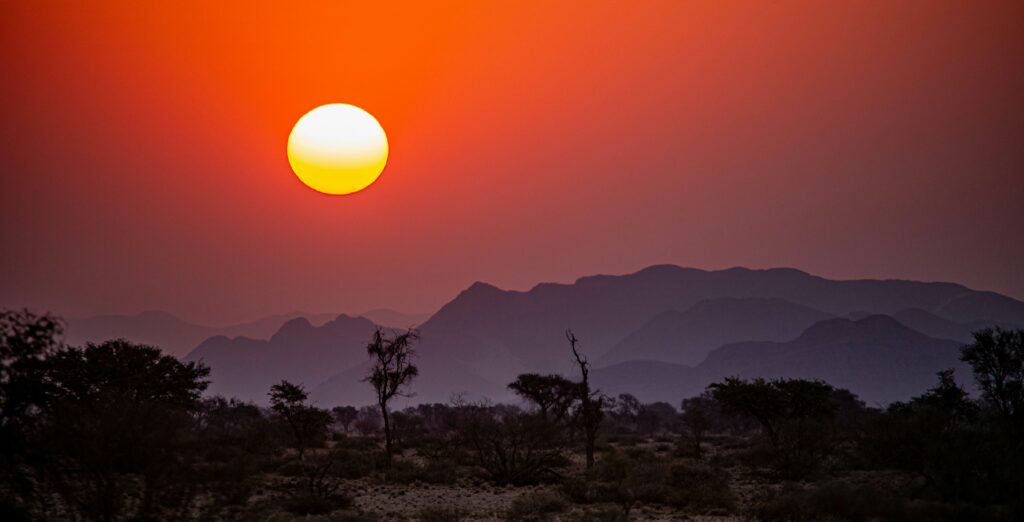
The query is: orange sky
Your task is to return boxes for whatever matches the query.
[2,1,1022,324]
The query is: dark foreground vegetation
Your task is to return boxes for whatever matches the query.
[1,309,1021,521]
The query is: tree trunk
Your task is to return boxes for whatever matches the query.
[585,432,596,469]
[380,402,392,467]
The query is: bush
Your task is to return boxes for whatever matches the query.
[328,448,380,480]
[384,458,458,485]
[453,405,567,485]
[326,510,379,522]
[417,505,467,521]
[664,461,734,513]
[281,492,352,516]
[506,491,569,521]
[750,481,1010,522]
[562,449,668,516]
[612,434,644,447]
[562,504,627,522]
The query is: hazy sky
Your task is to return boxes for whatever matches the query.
[2,1,1022,325]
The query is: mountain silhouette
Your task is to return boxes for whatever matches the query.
[358,308,431,328]
[412,265,1024,377]
[887,308,1015,343]
[598,298,833,367]
[594,315,969,405]
[65,310,338,357]
[185,314,378,401]
[173,265,1024,406]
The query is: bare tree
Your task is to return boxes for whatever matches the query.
[567,329,604,469]
[364,327,419,466]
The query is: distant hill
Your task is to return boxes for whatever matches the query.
[357,308,430,329]
[412,265,1024,377]
[598,298,833,367]
[65,310,337,357]
[184,314,378,401]
[141,265,1024,406]
[593,315,970,405]
[853,308,1015,344]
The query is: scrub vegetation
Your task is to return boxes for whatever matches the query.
[1,309,1020,520]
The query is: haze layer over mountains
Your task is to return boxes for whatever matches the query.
[69,266,1024,406]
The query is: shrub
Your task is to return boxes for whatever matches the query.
[384,458,458,485]
[281,492,352,516]
[453,405,567,485]
[506,491,569,521]
[417,505,467,521]
[664,461,734,513]
[327,448,380,480]
[563,504,627,522]
[749,481,1008,522]
[327,510,379,522]
[613,434,644,447]
[562,449,668,517]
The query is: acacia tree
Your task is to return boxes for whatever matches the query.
[507,373,580,422]
[364,328,419,466]
[331,405,359,435]
[680,393,719,459]
[961,328,1023,436]
[40,340,210,520]
[709,377,837,477]
[1,309,63,430]
[567,329,603,469]
[268,381,331,461]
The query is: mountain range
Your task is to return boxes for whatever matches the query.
[91,265,1024,406]
[64,308,427,358]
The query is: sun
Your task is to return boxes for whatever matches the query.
[287,104,388,195]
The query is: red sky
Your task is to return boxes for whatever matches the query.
[2,1,1022,324]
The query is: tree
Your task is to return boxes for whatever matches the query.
[507,373,580,422]
[1,309,63,429]
[268,381,331,461]
[196,397,281,507]
[38,340,210,520]
[961,328,1024,436]
[636,401,677,436]
[354,405,382,436]
[451,402,565,485]
[611,393,642,431]
[365,327,419,466]
[0,309,64,518]
[709,377,837,477]
[331,405,359,435]
[680,393,719,459]
[567,330,603,469]
[860,370,992,503]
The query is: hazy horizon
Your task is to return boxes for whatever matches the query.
[47,263,1024,328]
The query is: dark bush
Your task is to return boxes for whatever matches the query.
[453,404,567,485]
[562,449,668,518]
[664,461,734,513]
[562,504,627,522]
[506,491,569,521]
[281,491,352,516]
[418,505,467,521]
[750,481,1009,522]
[384,458,458,485]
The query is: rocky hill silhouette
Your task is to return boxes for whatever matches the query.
[179,266,1024,405]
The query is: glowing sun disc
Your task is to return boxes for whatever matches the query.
[287,104,388,195]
